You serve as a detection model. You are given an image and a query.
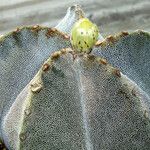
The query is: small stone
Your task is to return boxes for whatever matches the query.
[30,82,42,93]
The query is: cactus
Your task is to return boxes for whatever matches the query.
[0,5,150,150]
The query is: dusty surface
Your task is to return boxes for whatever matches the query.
[0,0,150,36]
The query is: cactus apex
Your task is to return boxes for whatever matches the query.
[73,4,85,19]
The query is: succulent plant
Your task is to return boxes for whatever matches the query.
[0,5,150,150]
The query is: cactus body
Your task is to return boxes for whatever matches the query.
[0,5,150,150]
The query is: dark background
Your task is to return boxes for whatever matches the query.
[0,0,150,37]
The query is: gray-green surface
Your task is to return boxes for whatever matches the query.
[0,5,150,150]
